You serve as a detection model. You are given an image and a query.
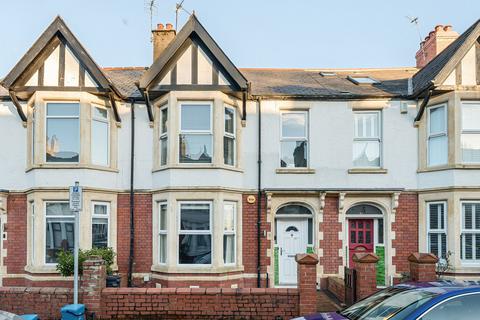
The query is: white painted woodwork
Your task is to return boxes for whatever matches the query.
[277,219,308,285]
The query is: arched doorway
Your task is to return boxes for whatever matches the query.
[275,204,313,285]
[346,204,384,273]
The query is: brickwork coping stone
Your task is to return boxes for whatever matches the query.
[408,252,438,282]
[353,252,379,300]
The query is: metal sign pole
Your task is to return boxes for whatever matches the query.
[74,209,79,304]
[70,181,82,305]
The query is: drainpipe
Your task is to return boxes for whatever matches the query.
[127,100,136,287]
[257,98,262,287]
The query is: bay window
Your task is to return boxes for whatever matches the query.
[45,202,75,264]
[353,111,381,168]
[280,111,308,168]
[160,106,168,166]
[92,202,109,248]
[179,103,213,163]
[427,202,447,259]
[427,104,448,167]
[224,106,236,166]
[158,202,167,264]
[223,202,236,264]
[461,202,480,263]
[91,105,109,166]
[46,102,80,163]
[178,202,212,264]
[461,102,480,163]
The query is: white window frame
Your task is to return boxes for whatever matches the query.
[427,104,448,167]
[279,111,309,168]
[178,101,213,164]
[353,110,382,168]
[44,201,75,266]
[426,201,448,259]
[460,201,480,264]
[223,201,236,265]
[45,101,80,164]
[91,201,110,248]
[91,104,110,167]
[159,105,168,166]
[158,201,168,264]
[177,201,213,266]
[224,105,236,166]
[461,101,480,164]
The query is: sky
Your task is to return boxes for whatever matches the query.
[0,0,478,76]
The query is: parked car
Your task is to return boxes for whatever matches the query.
[294,280,480,320]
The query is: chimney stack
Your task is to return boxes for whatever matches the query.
[416,24,459,68]
[152,23,176,62]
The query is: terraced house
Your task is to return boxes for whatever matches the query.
[0,15,479,289]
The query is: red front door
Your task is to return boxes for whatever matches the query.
[348,219,374,267]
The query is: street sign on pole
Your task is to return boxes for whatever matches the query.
[69,181,82,305]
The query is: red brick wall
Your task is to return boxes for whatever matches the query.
[242,193,269,287]
[0,287,73,320]
[5,193,27,274]
[327,276,345,302]
[392,193,419,274]
[319,195,342,274]
[100,287,299,320]
[117,193,153,279]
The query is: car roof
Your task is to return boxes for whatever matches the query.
[394,280,480,294]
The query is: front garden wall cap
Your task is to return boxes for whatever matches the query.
[295,253,319,265]
[408,253,439,264]
[352,252,379,263]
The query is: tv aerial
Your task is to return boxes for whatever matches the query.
[405,16,426,62]
[176,0,193,30]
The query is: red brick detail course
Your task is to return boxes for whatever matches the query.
[392,193,419,274]
[117,193,153,278]
[5,194,27,274]
[319,195,342,274]
[242,193,270,286]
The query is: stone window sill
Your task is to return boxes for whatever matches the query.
[25,264,61,274]
[276,168,316,174]
[348,168,388,174]
[153,165,243,173]
[151,264,244,274]
[26,164,119,173]
[418,164,480,173]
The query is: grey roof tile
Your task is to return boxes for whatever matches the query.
[102,67,147,99]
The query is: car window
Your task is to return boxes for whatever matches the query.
[419,293,480,320]
[340,287,440,320]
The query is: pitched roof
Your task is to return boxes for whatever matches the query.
[412,19,480,95]
[242,68,416,98]
[1,16,119,96]
[103,67,147,99]
[140,14,248,90]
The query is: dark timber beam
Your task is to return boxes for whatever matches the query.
[108,92,121,123]
[8,90,27,123]
[135,82,154,122]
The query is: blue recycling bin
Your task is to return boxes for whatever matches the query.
[61,304,85,320]
[20,315,39,320]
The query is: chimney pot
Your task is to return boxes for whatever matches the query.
[166,23,173,30]
[157,23,164,30]
[152,22,176,62]
[444,25,453,32]
[435,25,444,32]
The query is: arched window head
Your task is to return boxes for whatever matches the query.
[346,204,382,215]
[276,205,312,215]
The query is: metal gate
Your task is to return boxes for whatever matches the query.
[344,267,357,306]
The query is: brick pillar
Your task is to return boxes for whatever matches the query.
[296,253,319,316]
[81,256,106,315]
[353,253,379,300]
[408,253,438,282]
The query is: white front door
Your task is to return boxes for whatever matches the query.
[277,219,308,285]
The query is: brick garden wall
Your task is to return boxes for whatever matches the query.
[99,287,298,320]
[392,193,419,274]
[0,287,73,320]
